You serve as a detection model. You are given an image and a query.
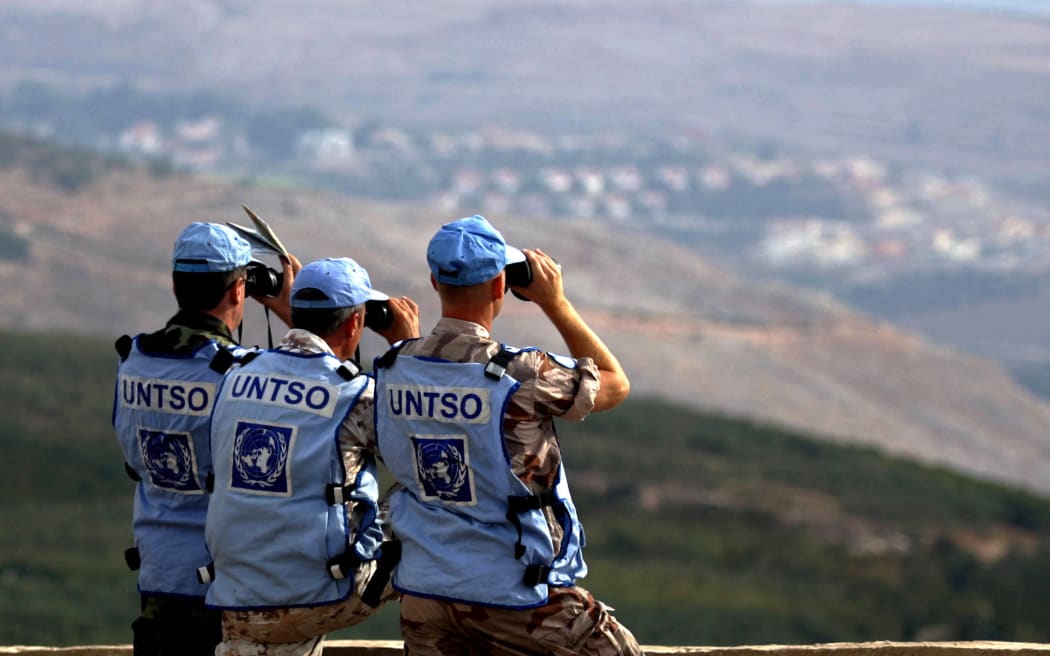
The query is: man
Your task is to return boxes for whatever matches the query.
[374,215,642,655]
[112,221,300,655]
[205,257,420,656]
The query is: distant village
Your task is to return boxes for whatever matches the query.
[111,114,1050,284]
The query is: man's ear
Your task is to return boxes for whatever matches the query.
[491,272,506,301]
[229,277,246,306]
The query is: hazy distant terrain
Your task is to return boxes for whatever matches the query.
[2,135,1050,497]
[2,0,1049,374]
[2,2,1050,491]
[2,0,1048,187]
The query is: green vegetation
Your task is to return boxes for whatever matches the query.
[0,132,137,191]
[2,328,1050,646]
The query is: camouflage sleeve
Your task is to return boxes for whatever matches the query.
[517,352,600,423]
[338,378,377,472]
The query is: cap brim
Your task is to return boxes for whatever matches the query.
[369,288,390,302]
[505,245,526,266]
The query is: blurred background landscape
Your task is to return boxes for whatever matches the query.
[1,0,1049,646]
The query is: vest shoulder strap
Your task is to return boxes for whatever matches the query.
[115,335,133,361]
[209,347,238,374]
[337,360,361,381]
[374,338,417,370]
[485,345,524,380]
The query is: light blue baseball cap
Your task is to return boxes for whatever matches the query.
[291,257,389,309]
[172,222,253,273]
[427,215,526,286]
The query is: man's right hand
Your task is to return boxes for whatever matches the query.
[377,296,421,345]
[254,253,302,327]
[512,249,566,310]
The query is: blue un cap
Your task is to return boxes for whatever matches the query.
[427,215,526,286]
[291,257,389,309]
[172,222,253,273]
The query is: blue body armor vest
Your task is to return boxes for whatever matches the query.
[374,345,587,609]
[205,350,382,610]
[113,335,233,598]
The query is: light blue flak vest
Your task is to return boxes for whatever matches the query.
[205,349,382,611]
[374,344,587,609]
[113,335,236,598]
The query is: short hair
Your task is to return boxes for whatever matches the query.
[173,266,246,312]
[291,291,363,337]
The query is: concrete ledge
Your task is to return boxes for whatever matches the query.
[3,642,1050,656]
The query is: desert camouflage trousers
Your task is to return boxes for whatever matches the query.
[399,585,642,656]
[215,559,398,656]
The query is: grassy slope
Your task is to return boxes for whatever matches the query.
[2,329,1049,645]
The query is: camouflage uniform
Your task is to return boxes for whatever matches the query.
[123,309,238,656]
[391,317,641,656]
[215,329,397,656]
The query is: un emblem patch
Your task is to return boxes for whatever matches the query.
[411,435,474,505]
[230,420,295,496]
[138,429,201,493]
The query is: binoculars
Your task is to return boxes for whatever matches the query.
[505,258,534,301]
[364,299,393,332]
[245,260,282,298]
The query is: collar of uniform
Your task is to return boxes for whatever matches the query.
[432,316,491,340]
[166,309,235,343]
[277,328,336,356]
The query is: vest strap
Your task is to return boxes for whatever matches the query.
[205,472,215,493]
[337,361,361,381]
[506,489,567,563]
[196,562,215,584]
[325,483,353,505]
[124,546,141,571]
[326,550,362,581]
[374,339,412,370]
[507,489,560,513]
[124,461,142,482]
[523,564,552,587]
[209,348,237,374]
[484,345,522,380]
[240,350,261,366]
[361,540,402,608]
[115,335,133,361]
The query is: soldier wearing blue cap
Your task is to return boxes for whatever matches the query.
[112,222,301,656]
[374,215,640,655]
[205,257,420,656]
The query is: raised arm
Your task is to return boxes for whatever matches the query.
[514,248,629,412]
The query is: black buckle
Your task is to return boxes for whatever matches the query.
[326,551,362,581]
[325,483,350,505]
[484,346,520,380]
[124,547,141,571]
[523,564,551,587]
[337,362,360,381]
[209,349,236,374]
[196,562,215,584]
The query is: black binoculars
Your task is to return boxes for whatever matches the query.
[505,258,534,301]
[245,260,282,298]
[365,299,394,332]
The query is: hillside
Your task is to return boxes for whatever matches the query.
[2,328,1049,645]
[1,134,1049,496]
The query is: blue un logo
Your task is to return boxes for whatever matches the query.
[139,429,201,493]
[231,420,294,496]
[412,435,474,505]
